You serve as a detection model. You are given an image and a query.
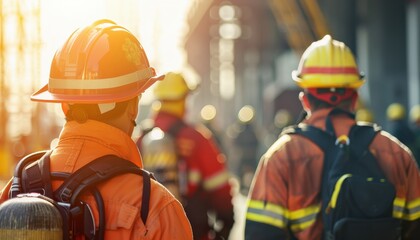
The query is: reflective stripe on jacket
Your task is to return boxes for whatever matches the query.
[245,108,420,240]
[0,120,193,240]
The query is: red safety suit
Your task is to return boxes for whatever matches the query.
[0,120,193,240]
[245,108,420,240]
[139,111,234,240]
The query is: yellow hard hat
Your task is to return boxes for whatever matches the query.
[386,103,406,121]
[409,105,420,123]
[153,72,194,100]
[355,108,374,122]
[292,35,364,89]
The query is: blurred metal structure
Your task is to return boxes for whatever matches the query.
[268,0,329,54]
[0,0,41,178]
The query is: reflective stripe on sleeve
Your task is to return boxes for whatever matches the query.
[393,197,420,220]
[289,205,321,232]
[246,199,321,231]
[246,200,289,228]
[203,170,230,191]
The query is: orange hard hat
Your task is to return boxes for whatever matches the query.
[31,19,160,104]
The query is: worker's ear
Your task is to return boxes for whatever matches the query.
[299,91,311,112]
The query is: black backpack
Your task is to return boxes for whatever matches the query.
[283,109,401,240]
[5,150,154,240]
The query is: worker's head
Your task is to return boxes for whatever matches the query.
[31,20,161,135]
[387,103,406,121]
[355,108,374,123]
[292,35,364,113]
[410,105,420,125]
[153,72,195,117]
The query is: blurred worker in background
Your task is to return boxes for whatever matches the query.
[229,105,260,195]
[137,72,234,240]
[386,103,416,150]
[409,105,420,165]
[0,20,193,239]
[355,108,374,123]
[245,35,420,239]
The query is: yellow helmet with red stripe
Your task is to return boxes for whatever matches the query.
[292,35,364,89]
[31,19,159,103]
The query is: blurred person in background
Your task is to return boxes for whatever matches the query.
[137,72,234,240]
[355,108,375,123]
[244,35,420,239]
[0,20,193,239]
[386,103,416,150]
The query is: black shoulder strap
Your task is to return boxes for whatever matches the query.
[54,155,153,224]
[282,124,335,152]
[18,151,54,198]
[348,122,381,159]
[10,150,49,198]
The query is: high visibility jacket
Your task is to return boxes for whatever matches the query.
[142,111,234,240]
[245,108,420,240]
[0,120,193,240]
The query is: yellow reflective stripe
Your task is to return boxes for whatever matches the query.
[246,212,287,228]
[246,200,289,228]
[203,171,230,190]
[289,205,321,232]
[246,200,320,231]
[329,174,352,209]
[188,170,201,185]
[49,67,155,89]
[393,197,420,220]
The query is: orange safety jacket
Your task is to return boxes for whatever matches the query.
[141,111,234,240]
[0,120,193,240]
[245,108,420,240]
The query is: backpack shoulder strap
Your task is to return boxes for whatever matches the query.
[54,155,154,224]
[282,124,335,152]
[11,151,54,198]
[348,123,382,159]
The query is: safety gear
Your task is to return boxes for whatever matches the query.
[387,103,406,121]
[245,108,420,240]
[410,105,420,123]
[292,35,364,89]
[154,72,193,100]
[31,19,158,104]
[1,120,194,239]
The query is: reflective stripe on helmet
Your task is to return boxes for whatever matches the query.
[49,68,155,90]
[301,67,359,75]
